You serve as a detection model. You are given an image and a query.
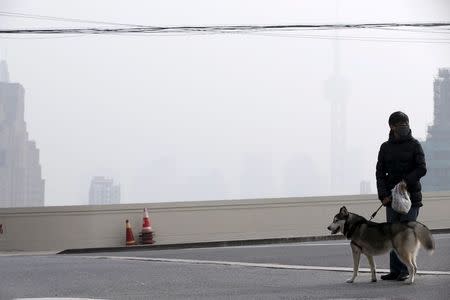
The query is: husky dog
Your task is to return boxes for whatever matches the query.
[327,206,435,284]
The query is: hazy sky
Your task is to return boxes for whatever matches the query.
[1,0,449,206]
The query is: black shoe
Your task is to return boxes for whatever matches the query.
[381,272,400,280]
[396,273,410,281]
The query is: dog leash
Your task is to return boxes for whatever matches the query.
[369,204,383,221]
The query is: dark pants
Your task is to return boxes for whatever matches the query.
[386,206,420,274]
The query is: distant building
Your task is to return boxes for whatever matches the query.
[0,60,45,207]
[360,180,371,194]
[89,176,120,205]
[324,34,349,195]
[422,68,450,192]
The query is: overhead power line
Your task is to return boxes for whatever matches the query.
[1,22,450,35]
[0,10,144,27]
[3,11,448,33]
[1,11,449,44]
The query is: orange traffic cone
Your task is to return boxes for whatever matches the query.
[125,219,136,246]
[142,208,152,233]
[140,208,154,244]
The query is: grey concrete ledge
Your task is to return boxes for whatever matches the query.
[58,228,450,255]
[58,235,346,254]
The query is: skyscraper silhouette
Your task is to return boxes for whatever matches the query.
[89,176,120,205]
[422,68,450,192]
[324,0,349,194]
[0,60,45,207]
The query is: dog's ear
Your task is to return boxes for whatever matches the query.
[340,206,349,216]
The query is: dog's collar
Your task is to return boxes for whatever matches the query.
[344,220,366,239]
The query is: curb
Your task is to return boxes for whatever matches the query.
[58,235,345,254]
[58,228,450,255]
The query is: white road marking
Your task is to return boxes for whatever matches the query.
[81,255,450,276]
[0,251,59,257]
[275,242,349,247]
[15,298,107,300]
[434,235,450,240]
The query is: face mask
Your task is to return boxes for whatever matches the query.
[395,125,410,137]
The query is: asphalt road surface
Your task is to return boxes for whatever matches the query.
[1,234,449,300]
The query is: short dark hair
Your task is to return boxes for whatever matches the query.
[388,111,409,126]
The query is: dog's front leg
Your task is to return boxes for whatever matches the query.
[366,255,377,282]
[347,242,361,283]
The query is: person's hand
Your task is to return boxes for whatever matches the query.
[382,196,391,206]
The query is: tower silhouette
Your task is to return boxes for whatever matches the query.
[324,0,349,194]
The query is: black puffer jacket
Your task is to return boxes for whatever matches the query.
[376,130,427,207]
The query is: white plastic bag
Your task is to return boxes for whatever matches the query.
[391,181,411,214]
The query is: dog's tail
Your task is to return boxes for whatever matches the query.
[414,222,435,254]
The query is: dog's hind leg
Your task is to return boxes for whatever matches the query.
[347,242,361,283]
[410,248,419,283]
[366,255,377,282]
[412,245,419,276]
[411,256,418,279]
[397,250,415,284]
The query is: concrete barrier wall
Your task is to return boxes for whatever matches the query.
[1,192,449,251]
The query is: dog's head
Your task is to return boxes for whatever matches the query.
[327,206,349,234]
